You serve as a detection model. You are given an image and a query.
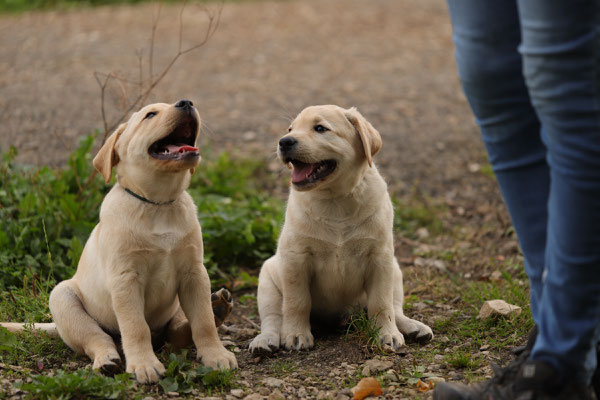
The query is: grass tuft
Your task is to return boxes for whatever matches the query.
[18,368,135,399]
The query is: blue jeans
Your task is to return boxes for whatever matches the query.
[446,0,600,383]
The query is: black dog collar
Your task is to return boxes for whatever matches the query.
[124,188,175,206]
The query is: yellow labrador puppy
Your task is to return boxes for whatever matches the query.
[249,105,433,353]
[2,100,237,383]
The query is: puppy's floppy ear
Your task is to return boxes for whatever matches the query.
[93,123,126,184]
[344,107,382,167]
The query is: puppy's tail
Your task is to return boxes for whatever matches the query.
[0,322,59,338]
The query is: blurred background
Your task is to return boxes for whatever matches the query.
[0,0,482,194]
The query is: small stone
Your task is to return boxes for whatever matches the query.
[413,302,428,311]
[268,390,285,400]
[243,131,257,141]
[427,376,446,383]
[297,387,308,397]
[258,387,270,396]
[262,377,284,388]
[167,392,179,397]
[221,340,236,347]
[490,270,503,282]
[478,300,522,320]
[231,389,244,398]
[385,369,399,382]
[243,394,264,400]
[334,395,350,400]
[433,260,448,272]
[416,227,429,239]
[434,354,444,362]
[361,359,394,376]
[479,344,490,351]
[414,257,427,267]
[468,163,481,173]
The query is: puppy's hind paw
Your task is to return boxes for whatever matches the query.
[92,350,122,376]
[249,332,280,354]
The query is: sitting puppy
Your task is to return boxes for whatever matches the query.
[2,100,237,383]
[249,105,433,353]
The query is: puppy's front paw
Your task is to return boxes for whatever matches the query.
[249,332,280,354]
[281,331,314,351]
[198,346,238,370]
[126,354,165,384]
[379,329,405,352]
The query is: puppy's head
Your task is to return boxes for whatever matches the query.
[93,99,201,183]
[278,105,382,192]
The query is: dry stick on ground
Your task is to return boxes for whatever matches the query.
[94,0,223,144]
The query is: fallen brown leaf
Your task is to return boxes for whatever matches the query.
[351,377,383,400]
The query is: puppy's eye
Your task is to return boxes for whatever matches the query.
[144,111,157,120]
[287,126,292,132]
[314,124,328,133]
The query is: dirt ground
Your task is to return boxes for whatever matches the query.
[0,1,525,399]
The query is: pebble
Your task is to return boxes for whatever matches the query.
[267,390,285,400]
[257,387,270,396]
[243,394,264,400]
[385,369,399,382]
[361,358,394,376]
[262,377,284,388]
[230,389,245,398]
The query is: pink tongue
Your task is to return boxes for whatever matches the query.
[291,162,315,183]
[166,144,198,154]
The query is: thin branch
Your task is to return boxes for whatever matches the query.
[94,0,223,142]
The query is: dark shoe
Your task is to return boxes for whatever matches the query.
[434,360,595,400]
[511,325,538,357]
[593,343,600,398]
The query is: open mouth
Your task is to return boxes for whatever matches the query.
[148,118,199,161]
[287,159,337,186]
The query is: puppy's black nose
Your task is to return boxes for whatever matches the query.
[175,99,193,109]
[279,136,298,150]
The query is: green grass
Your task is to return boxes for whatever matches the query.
[345,309,383,352]
[0,0,268,14]
[431,269,533,362]
[0,0,178,13]
[271,360,297,376]
[18,368,135,399]
[444,351,482,370]
[0,327,72,370]
[0,135,283,294]
[159,351,236,395]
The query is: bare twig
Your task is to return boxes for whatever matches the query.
[95,0,223,143]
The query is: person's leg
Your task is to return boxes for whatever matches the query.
[446,0,549,322]
[517,0,600,383]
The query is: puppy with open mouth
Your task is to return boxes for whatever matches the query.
[1,100,237,383]
[249,105,433,353]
